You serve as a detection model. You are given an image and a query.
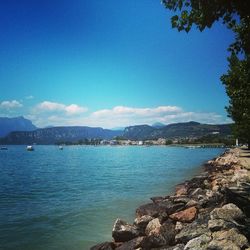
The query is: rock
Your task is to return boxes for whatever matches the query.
[175,221,184,232]
[190,188,205,197]
[151,196,165,203]
[207,239,241,250]
[210,203,245,222]
[184,233,212,250]
[134,215,153,231]
[159,220,176,246]
[186,199,198,208]
[115,236,150,250]
[151,244,185,250]
[173,197,190,204]
[112,219,139,242]
[145,218,161,236]
[136,203,162,218]
[90,242,115,250]
[169,207,197,223]
[161,200,186,215]
[175,223,210,244]
[175,184,188,196]
[145,218,176,248]
[208,219,235,231]
[211,228,248,248]
[200,191,224,209]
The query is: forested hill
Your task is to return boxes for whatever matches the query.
[0,126,122,144]
[0,121,232,144]
[123,122,232,140]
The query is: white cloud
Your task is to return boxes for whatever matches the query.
[27,103,230,128]
[65,104,87,115]
[92,105,182,118]
[35,101,88,115]
[88,105,229,128]
[0,100,23,109]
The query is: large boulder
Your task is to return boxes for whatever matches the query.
[145,218,162,236]
[207,227,249,249]
[184,233,212,250]
[210,203,245,223]
[208,219,236,232]
[209,228,249,249]
[134,215,154,231]
[136,203,161,218]
[112,219,139,242]
[136,200,185,219]
[169,207,197,223]
[175,223,210,244]
[145,218,176,248]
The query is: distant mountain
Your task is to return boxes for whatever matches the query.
[0,118,232,144]
[123,121,232,140]
[0,116,37,137]
[152,122,165,128]
[0,126,123,144]
[111,126,125,131]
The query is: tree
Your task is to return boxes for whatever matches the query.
[221,54,250,146]
[162,0,250,147]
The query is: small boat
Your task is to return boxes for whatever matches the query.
[26,145,34,151]
[59,146,63,150]
[0,147,8,150]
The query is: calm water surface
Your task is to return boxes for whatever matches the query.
[0,145,224,250]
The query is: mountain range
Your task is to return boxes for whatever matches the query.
[123,121,232,140]
[0,117,232,144]
[0,116,37,137]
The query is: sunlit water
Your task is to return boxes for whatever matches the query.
[0,145,224,249]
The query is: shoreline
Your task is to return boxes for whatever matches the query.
[91,148,250,250]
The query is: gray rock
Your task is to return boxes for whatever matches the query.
[90,242,115,250]
[175,223,210,244]
[210,203,245,222]
[116,236,150,250]
[134,215,153,231]
[151,244,185,250]
[159,220,176,246]
[211,228,248,248]
[151,196,165,203]
[145,218,161,236]
[145,218,176,248]
[190,188,205,197]
[175,221,184,232]
[186,199,198,208]
[136,203,162,218]
[208,219,235,231]
[207,239,240,250]
[160,199,186,215]
[184,233,212,250]
[112,218,139,242]
[173,197,190,204]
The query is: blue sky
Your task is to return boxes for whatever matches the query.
[0,0,234,128]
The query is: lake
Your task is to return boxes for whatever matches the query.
[0,145,224,249]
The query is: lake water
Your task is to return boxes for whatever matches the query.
[0,145,224,250]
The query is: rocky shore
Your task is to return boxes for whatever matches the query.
[91,148,250,250]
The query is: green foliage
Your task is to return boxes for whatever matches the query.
[221,54,250,145]
[165,139,173,145]
[162,0,250,147]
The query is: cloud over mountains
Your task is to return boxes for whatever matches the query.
[0,99,231,128]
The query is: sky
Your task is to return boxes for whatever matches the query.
[0,0,235,128]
